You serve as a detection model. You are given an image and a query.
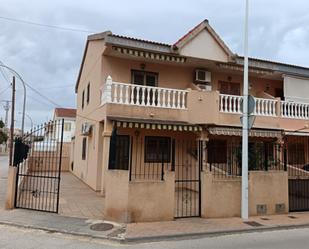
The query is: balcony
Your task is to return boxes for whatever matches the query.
[219,94,309,120]
[100,76,309,130]
[101,76,188,109]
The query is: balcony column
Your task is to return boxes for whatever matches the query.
[102,75,113,104]
[197,131,209,171]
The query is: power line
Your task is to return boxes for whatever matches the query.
[0,15,96,33]
[0,85,11,96]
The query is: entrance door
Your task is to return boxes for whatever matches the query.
[174,139,202,218]
[287,136,309,212]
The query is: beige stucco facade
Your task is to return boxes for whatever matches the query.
[72,20,309,222]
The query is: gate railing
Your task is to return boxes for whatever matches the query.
[14,119,64,213]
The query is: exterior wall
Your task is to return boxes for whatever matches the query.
[201,170,289,218]
[71,121,104,190]
[73,39,106,191]
[179,29,229,62]
[104,169,175,223]
[127,171,175,222]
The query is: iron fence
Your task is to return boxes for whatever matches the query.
[207,139,284,178]
[14,119,64,213]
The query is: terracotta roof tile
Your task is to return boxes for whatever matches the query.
[54,108,76,118]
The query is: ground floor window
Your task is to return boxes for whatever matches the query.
[108,134,131,170]
[82,137,87,160]
[144,136,171,163]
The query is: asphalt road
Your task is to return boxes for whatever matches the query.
[0,224,308,249]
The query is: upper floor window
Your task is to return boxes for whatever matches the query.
[64,122,72,132]
[219,81,240,96]
[82,90,85,109]
[87,83,90,104]
[131,70,158,87]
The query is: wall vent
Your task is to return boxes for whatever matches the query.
[256,204,267,215]
[275,203,286,214]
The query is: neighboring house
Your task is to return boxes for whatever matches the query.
[73,19,309,222]
[53,108,76,143]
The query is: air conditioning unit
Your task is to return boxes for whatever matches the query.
[81,123,92,136]
[195,69,211,83]
[197,84,212,91]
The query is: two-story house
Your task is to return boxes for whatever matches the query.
[73,20,309,223]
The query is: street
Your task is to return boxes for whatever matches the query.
[0,224,308,249]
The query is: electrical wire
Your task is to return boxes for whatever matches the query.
[0,15,96,33]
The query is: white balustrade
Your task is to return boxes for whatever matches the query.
[219,94,278,117]
[253,98,277,116]
[219,94,243,114]
[101,76,188,109]
[281,101,309,119]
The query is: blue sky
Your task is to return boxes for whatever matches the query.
[0,0,309,129]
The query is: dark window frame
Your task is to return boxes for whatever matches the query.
[108,135,131,170]
[144,136,171,163]
[131,70,159,87]
[86,83,90,104]
[82,90,85,109]
[82,137,87,160]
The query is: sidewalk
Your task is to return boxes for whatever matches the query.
[1,208,309,243]
[125,213,309,242]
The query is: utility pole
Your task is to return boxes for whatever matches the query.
[3,100,10,128]
[241,0,249,220]
[9,76,15,166]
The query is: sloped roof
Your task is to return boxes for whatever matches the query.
[54,108,76,118]
[173,19,234,58]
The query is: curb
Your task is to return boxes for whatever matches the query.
[1,218,309,244]
[0,220,125,243]
[123,223,309,243]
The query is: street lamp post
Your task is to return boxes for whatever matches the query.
[241,0,250,220]
[0,63,27,136]
[18,112,33,129]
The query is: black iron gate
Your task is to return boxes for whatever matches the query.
[14,119,64,213]
[174,139,202,218]
[287,135,309,212]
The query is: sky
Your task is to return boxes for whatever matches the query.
[0,0,309,131]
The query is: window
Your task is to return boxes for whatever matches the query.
[64,122,71,132]
[131,70,158,87]
[131,70,158,104]
[82,137,87,160]
[87,83,90,104]
[82,90,85,109]
[219,81,241,96]
[108,135,130,170]
[208,139,227,163]
[288,143,305,165]
[145,136,171,163]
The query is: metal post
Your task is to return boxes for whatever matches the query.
[241,0,249,220]
[9,76,15,166]
[0,63,27,136]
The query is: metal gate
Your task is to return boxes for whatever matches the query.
[14,119,64,213]
[174,139,202,218]
[287,135,309,212]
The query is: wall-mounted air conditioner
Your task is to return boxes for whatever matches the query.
[196,84,212,91]
[195,69,211,83]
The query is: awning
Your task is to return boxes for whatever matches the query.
[111,119,202,132]
[208,127,282,138]
[112,46,186,63]
[284,131,309,137]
